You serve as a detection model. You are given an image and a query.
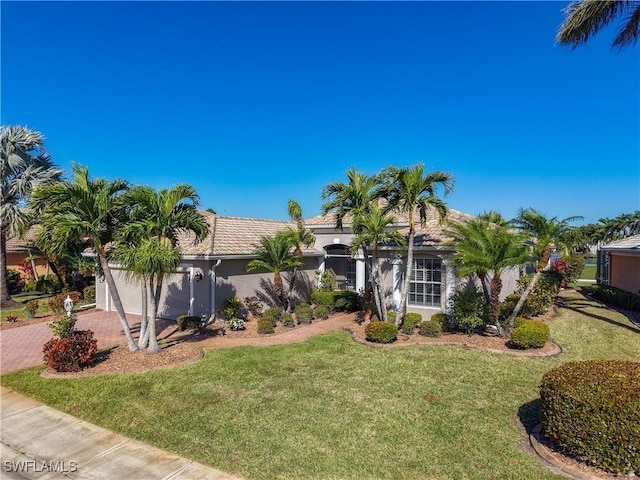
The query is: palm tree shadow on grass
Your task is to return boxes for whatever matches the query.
[559,289,640,335]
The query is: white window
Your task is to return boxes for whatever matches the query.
[409,258,442,307]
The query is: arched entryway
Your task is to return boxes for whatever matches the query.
[321,244,367,291]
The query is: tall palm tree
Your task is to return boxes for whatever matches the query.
[247,233,303,308]
[382,163,454,325]
[557,0,640,49]
[321,167,382,233]
[505,208,582,333]
[117,184,209,354]
[351,204,405,323]
[0,126,62,308]
[446,216,530,336]
[31,164,138,351]
[281,199,315,311]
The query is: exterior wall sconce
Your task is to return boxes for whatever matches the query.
[194,271,204,283]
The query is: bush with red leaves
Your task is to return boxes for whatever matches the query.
[43,330,98,372]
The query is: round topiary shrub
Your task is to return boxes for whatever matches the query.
[364,321,397,343]
[430,313,449,332]
[419,320,442,337]
[509,319,549,349]
[257,317,275,334]
[177,314,201,331]
[400,312,422,334]
[540,361,640,475]
[314,305,330,320]
[294,303,313,324]
[262,307,282,327]
[280,312,295,327]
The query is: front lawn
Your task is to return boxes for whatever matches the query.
[3,289,639,479]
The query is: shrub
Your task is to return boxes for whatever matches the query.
[509,319,549,349]
[365,321,397,343]
[400,312,422,334]
[454,315,484,335]
[316,270,337,291]
[49,314,78,338]
[48,292,82,315]
[6,268,24,294]
[223,295,243,318]
[23,282,37,292]
[43,330,98,372]
[450,288,487,326]
[419,320,442,337]
[243,296,263,317]
[430,313,449,332]
[512,317,528,329]
[280,312,295,327]
[177,314,201,331]
[591,284,640,312]
[257,317,275,334]
[314,304,330,320]
[311,290,336,310]
[5,314,18,322]
[262,307,282,327]
[35,275,60,294]
[513,272,562,316]
[386,311,397,324]
[540,361,640,475]
[294,303,314,324]
[83,284,96,302]
[24,300,39,316]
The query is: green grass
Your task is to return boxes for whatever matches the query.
[581,264,596,280]
[3,289,639,479]
[1,294,92,323]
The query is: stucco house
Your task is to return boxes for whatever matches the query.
[95,208,522,321]
[5,226,50,279]
[596,234,640,294]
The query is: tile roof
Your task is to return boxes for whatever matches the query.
[305,207,475,247]
[601,234,640,251]
[178,212,320,256]
[5,225,40,252]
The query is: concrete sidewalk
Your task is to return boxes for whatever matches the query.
[1,387,241,480]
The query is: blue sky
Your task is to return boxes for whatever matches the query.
[2,1,638,225]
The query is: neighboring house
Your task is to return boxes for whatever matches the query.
[596,234,640,294]
[97,208,523,321]
[5,225,49,279]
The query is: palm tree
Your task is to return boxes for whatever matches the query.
[321,167,382,233]
[117,184,209,354]
[31,164,138,351]
[446,216,530,336]
[557,0,640,49]
[351,204,405,323]
[382,163,454,325]
[247,233,303,308]
[280,199,315,311]
[505,208,582,333]
[0,126,62,308]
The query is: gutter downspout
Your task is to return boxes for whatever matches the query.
[210,259,221,321]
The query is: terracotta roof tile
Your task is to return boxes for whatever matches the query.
[5,225,40,252]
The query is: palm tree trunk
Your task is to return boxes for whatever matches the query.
[47,261,66,291]
[479,273,490,305]
[371,251,387,323]
[0,228,21,309]
[398,226,415,325]
[98,253,137,351]
[489,274,504,336]
[138,281,149,349]
[147,276,162,355]
[286,266,299,313]
[274,272,284,307]
[505,270,543,336]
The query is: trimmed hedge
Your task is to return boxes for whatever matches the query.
[591,284,640,312]
[314,305,330,320]
[294,303,313,324]
[540,361,640,475]
[365,321,397,343]
[262,307,282,327]
[280,312,295,327]
[177,315,201,331]
[419,320,442,337]
[509,319,549,349]
[400,312,422,334]
[311,290,360,312]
